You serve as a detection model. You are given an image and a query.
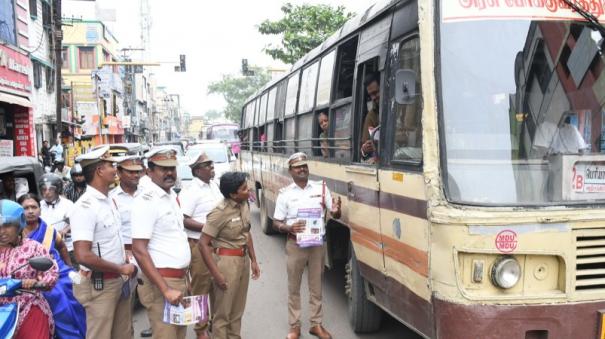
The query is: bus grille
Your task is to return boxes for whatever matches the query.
[575,228,605,291]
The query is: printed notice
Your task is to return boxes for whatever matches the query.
[163,295,209,326]
[296,207,324,248]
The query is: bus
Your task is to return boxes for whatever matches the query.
[238,1,605,338]
[205,123,240,155]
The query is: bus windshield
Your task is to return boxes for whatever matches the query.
[440,15,605,206]
[208,125,238,141]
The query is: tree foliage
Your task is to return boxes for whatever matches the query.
[207,67,271,123]
[258,3,354,64]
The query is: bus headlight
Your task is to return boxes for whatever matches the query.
[490,256,521,289]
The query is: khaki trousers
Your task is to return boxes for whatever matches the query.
[73,275,132,339]
[286,239,325,327]
[189,238,212,334]
[138,274,188,339]
[211,255,250,339]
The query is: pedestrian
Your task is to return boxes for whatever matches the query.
[64,163,87,203]
[0,171,16,201]
[109,155,145,337]
[50,140,64,172]
[40,140,52,168]
[272,152,342,339]
[70,145,137,339]
[53,160,71,181]
[38,173,75,267]
[199,171,261,339]
[179,153,223,339]
[131,147,191,339]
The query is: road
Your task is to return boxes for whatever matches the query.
[133,206,422,338]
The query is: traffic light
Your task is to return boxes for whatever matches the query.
[179,54,186,72]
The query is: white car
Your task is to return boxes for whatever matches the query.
[185,141,235,183]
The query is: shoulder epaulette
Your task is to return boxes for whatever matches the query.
[142,192,154,201]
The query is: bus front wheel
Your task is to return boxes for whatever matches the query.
[346,250,382,333]
[259,190,276,235]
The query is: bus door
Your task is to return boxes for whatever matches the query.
[376,2,432,323]
[345,13,395,283]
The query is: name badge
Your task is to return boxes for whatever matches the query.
[231,217,241,222]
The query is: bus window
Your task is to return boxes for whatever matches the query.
[285,72,300,116]
[315,110,329,158]
[333,104,352,161]
[284,117,296,154]
[298,61,319,114]
[317,50,336,106]
[334,37,358,100]
[356,59,380,163]
[297,113,314,153]
[391,36,422,163]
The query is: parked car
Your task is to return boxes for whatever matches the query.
[185,141,236,182]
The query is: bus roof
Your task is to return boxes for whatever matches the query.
[245,0,397,104]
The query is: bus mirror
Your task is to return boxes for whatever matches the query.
[395,69,417,105]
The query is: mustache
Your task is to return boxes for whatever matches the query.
[163,175,176,181]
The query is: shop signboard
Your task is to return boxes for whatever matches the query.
[0,139,13,156]
[0,45,32,96]
[13,110,34,156]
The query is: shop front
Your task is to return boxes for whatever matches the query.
[0,45,34,157]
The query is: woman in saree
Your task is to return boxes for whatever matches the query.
[18,193,86,339]
[0,199,58,339]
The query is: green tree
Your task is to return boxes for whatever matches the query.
[258,3,354,64]
[207,67,271,123]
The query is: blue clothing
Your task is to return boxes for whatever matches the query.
[28,218,86,339]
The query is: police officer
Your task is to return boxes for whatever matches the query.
[199,171,261,339]
[179,153,222,339]
[131,147,191,339]
[71,146,137,339]
[273,152,342,339]
[39,173,75,267]
[64,162,87,202]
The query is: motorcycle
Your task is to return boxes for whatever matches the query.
[0,256,54,338]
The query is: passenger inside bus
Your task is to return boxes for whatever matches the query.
[317,111,329,158]
[361,73,380,163]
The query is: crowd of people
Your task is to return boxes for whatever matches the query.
[0,144,341,339]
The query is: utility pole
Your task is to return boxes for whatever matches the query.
[53,0,63,137]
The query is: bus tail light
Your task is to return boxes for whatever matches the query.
[490,256,521,289]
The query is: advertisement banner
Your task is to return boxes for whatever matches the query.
[13,109,34,156]
[0,139,13,156]
[443,1,605,22]
[0,45,32,96]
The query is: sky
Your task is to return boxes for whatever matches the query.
[65,0,372,118]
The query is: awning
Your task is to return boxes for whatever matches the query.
[0,92,32,108]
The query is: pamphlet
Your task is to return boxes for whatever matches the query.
[162,294,209,325]
[296,207,324,248]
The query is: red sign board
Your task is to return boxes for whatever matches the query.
[0,45,32,95]
[14,109,35,156]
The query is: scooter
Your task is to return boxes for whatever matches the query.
[0,256,54,338]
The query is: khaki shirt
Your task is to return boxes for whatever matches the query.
[203,199,251,249]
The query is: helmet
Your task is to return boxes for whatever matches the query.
[38,173,63,194]
[71,163,83,178]
[0,199,25,231]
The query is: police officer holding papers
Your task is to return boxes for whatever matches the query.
[71,145,137,339]
[273,152,342,339]
[131,147,191,339]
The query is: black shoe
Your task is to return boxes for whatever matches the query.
[140,327,152,337]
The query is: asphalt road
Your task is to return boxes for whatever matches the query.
[133,206,422,339]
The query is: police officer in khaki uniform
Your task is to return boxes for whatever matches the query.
[273,152,342,339]
[180,153,223,339]
[71,146,137,339]
[199,171,261,339]
[131,147,191,339]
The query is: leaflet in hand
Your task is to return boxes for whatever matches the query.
[162,294,209,325]
[296,207,323,248]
